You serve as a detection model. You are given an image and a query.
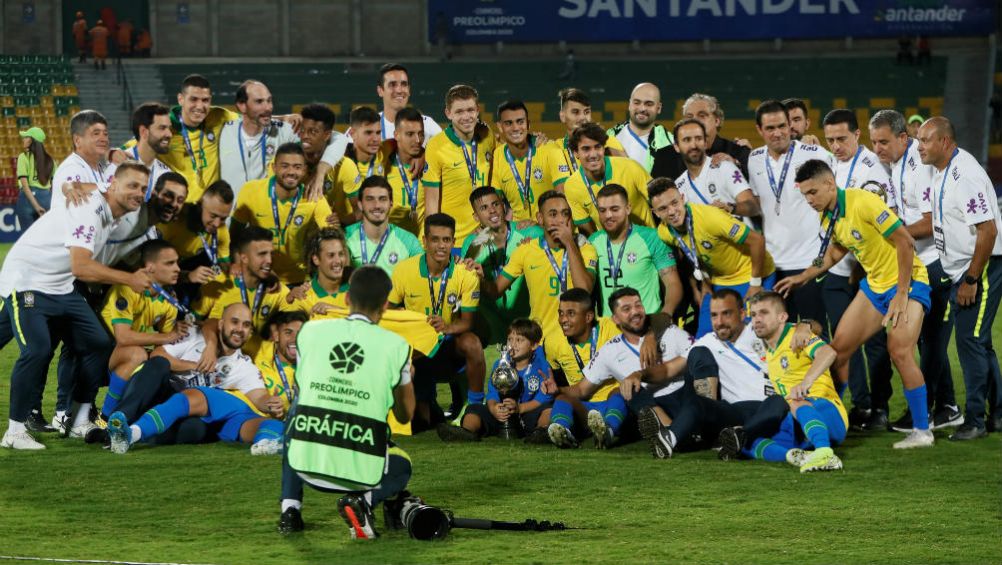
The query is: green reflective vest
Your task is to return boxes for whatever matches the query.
[287,316,411,488]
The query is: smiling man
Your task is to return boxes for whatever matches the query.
[607,82,672,173]
[345,176,423,276]
[375,63,442,142]
[492,100,563,222]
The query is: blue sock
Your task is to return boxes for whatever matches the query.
[252,419,284,444]
[834,380,847,399]
[550,399,573,430]
[467,390,485,405]
[743,438,789,462]
[602,395,627,436]
[903,385,930,431]
[795,404,831,449]
[135,393,190,441]
[101,371,127,418]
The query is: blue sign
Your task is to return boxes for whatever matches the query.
[429,0,996,43]
[177,2,190,24]
[22,1,34,24]
[0,205,23,243]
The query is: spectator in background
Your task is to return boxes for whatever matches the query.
[89,20,110,70]
[15,127,55,230]
[117,19,134,58]
[72,12,88,63]
[907,114,924,139]
[916,36,931,66]
[136,28,152,57]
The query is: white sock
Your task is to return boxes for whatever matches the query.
[7,419,26,435]
[54,409,67,422]
[72,403,92,428]
[281,499,302,512]
[130,425,141,443]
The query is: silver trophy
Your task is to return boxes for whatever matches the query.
[490,344,522,440]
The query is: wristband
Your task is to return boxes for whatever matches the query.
[749,276,762,286]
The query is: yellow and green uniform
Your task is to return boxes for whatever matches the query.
[288,275,349,316]
[232,177,336,284]
[563,156,653,229]
[658,203,775,287]
[100,285,177,335]
[551,316,621,401]
[421,125,497,245]
[822,188,928,293]
[388,254,480,326]
[501,237,599,363]
[491,137,562,222]
[253,339,297,412]
[161,105,240,202]
[192,274,294,356]
[589,224,676,316]
[158,204,231,268]
[319,158,361,225]
[345,222,423,276]
[16,151,54,189]
[385,151,424,234]
[545,134,625,178]
[766,324,848,427]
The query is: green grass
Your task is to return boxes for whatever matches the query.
[0,244,1000,565]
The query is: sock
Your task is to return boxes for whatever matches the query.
[101,371,128,418]
[281,499,302,512]
[903,385,930,431]
[466,390,485,405]
[602,396,627,436]
[130,425,141,443]
[134,393,190,441]
[253,419,284,444]
[71,403,92,428]
[795,404,831,449]
[834,381,847,398]
[550,399,573,430]
[8,419,26,434]
[743,438,789,462]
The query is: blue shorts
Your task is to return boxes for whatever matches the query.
[697,272,778,338]
[194,386,260,443]
[771,397,847,448]
[859,278,931,315]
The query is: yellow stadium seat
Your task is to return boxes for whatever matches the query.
[604,101,628,124]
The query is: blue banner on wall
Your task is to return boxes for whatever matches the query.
[0,205,24,243]
[428,0,996,43]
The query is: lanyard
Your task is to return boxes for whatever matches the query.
[178,116,204,175]
[274,352,294,404]
[626,126,649,151]
[765,142,795,215]
[486,225,513,279]
[460,139,478,189]
[237,126,268,182]
[269,177,302,247]
[686,169,710,204]
[151,282,189,316]
[198,232,218,265]
[605,225,633,281]
[897,139,912,217]
[669,208,703,280]
[130,146,156,201]
[541,239,569,293]
[504,143,534,206]
[844,146,862,188]
[426,257,452,317]
[622,335,641,359]
[579,165,606,210]
[935,148,959,224]
[360,225,391,265]
[564,137,578,172]
[236,275,265,320]
[723,340,762,372]
[814,199,841,268]
[395,154,419,211]
[570,325,599,371]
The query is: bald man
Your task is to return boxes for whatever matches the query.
[608,83,673,173]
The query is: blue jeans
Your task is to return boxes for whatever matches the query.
[15,187,51,232]
[952,256,1002,428]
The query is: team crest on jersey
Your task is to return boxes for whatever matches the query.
[851,229,863,241]
[220,363,231,375]
[533,168,543,181]
[388,252,399,264]
[447,293,459,307]
[701,240,713,249]
[116,297,128,312]
[780,356,789,370]
[266,145,275,156]
[708,183,717,195]
[154,315,163,326]
[627,252,637,264]
[23,292,34,308]
[206,132,215,142]
[261,305,271,318]
[752,339,765,357]
[293,215,304,226]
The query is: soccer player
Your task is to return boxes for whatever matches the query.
[298,103,360,227]
[0,163,152,449]
[783,98,821,145]
[255,310,306,413]
[649,179,775,337]
[492,100,563,222]
[563,123,653,235]
[347,106,389,186]
[589,184,681,317]
[278,266,416,539]
[126,102,173,197]
[776,159,934,449]
[422,85,496,247]
[744,292,847,473]
[919,117,1002,439]
[651,93,751,180]
[460,186,542,344]
[546,87,626,175]
[375,63,442,142]
[106,302,285,455]
[233,143,337,284]
[50,110,116,211]
[549,288,621,395]
[607,82,672,172]
[386,106,426,234]
[672,118,760,219]
[388,213,484,428]
[345,176,423,276]
[485,190,598,365]
[294,228,352,317]
[158,178,233,295]
[747,99,836,324]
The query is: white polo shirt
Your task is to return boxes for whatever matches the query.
[96,205,158,266]
[891,139,939,266]
[50,153,117,211]
[675,155,751,207]
[830,145,892,277]
[748,141,836,271]
[379,111,442,145]
[584,325,693,398]
[0,192,120,296]
[165,330,265,395]
[690,324,771,404]
[930,148,1002,282]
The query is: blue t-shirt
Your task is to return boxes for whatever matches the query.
[486,346,554,405]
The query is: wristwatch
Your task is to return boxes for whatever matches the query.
[963,274,979,285]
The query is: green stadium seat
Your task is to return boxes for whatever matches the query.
[2,108,14,117]
[16,117,31,127]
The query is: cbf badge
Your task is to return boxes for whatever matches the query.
[533,168,543,181]
[206,132,215,142]
[388,252,399,264]
[447,293,459,312]
[780,356,789,370]
[23,292,35,308]
[293,215,304,226]
[527,375,541,393]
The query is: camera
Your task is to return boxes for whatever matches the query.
[400,497,452,541]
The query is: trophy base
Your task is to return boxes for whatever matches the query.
[497,421,522,440]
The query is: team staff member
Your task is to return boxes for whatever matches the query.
[492,100,563,222]
[563,123,653,235]
[159,179,233,296]
[233,143,337,284]
[255,310,306,413]
[15,126,55,230]
[51,110,116,211]
[386,107,426,233]
[345,177,423,276]
[126,103,173,198]
[652,93,751,180]
[546,88,626,176]
[784,98,821,145]
[293,228,353,316]
[673,118,760,219]
[375,63,442,142]
[298,103,360,227]
[920,117,1002,440]
[422,85,497,248]
[607,83,672,173]
[777,160,933,450]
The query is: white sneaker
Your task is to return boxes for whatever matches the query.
[51,412,69,435]
[785,448,811,467]
[1,429,46,450]
[893,429,935,449]
[68,421,98,438]
[250,438,283,456]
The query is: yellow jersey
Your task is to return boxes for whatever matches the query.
[253,339,297,412]
[384,151,423,235]
[100,285,177,335]
[766,323,847,427]
[388,254,480,327]
[320,158,361,226]
[164,105,240,202]
[288,275,349,316]
[192,274,294,356]
[823,188,928,294]
[157,204,231,266]
[310,305,441,358]
[550,316,621,401]
[232,177,336,284]
[658,203,775,287]
[491,137,561,222]
[422,126,497,244]
[545,134,625,179]
[563,156,653,229]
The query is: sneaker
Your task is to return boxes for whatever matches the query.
[523,427,551,445]
[68,421,99,439]
[586,410,614,449]
[51,411,69,436]
[636,407,674,459]
[847,406,871,431]
[250,438,283,455]
[26,409,56,433]
[1,428,45,450]
[717,426,745,461]
[278,507,304,534]
[106,411,133,454]
[949,423,987,441]
[785,448,811,467]
[83,426,108,444]
[92,412,108,430]
[337,495,378,540]
[436,423,480,442]
[861,408,889,432]
[799,447,843,473]
[889,410,913,433]
[932,405,963,430]
[547,423,579,449]
[892,428,935,449]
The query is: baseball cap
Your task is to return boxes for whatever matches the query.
[19,126,46,144]
[907,114,924,124]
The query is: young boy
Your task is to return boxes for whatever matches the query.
[437,319,553,442]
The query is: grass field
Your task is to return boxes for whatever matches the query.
[0,244,1000,565]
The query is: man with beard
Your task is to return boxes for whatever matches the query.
[607,83,672,173]
[158,179,233,299]
[783,98,821,146]
[97,171,188,268]
[492,100,563,223]
[651,93,751,180]
[294,228,353,316]
[298,104,361,229]
[545,88,626,176]
[255,310,306,413]
[673,118,760,220]
[126,103,173,198]
[345,177,423,276]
